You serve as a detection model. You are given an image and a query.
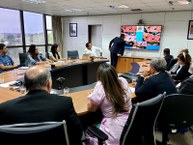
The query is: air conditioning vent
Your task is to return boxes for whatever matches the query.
[131,9,142,12]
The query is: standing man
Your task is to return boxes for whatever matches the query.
[0,66,83,145]
[109,34,126,68]
[85,42,103,58]
[0,43,18,73]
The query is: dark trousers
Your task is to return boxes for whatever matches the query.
[79,110,103,130]
[110,52,118,68]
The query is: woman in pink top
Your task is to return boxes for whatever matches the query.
[87,63,132,145]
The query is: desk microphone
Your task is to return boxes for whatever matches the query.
[56,77,66,90]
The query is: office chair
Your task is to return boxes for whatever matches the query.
[129,62,140,74]
[19,53,28,67]
[0,120,70,145]
[166,58,178,71]
[157,93,193,145]
[87,93,165,145]
[67,50,79,59]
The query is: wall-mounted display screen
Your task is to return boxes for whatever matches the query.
[121,25,162,51]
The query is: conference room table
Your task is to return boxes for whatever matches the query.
[0,59,150,116]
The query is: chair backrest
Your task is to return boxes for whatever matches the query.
[120,93,165,145]
[129,62,140,74]
[0,120,70,145]
[19,53,28,67]
[166,58,178,71]
[67,50,79,59]
[157,93,193,129]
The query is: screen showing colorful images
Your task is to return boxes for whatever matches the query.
[121,25,162,51]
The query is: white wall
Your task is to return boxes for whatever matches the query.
[62,11,193,59]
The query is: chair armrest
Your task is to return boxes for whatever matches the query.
[87,125,108,141]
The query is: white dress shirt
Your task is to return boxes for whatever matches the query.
[85,46,102,57]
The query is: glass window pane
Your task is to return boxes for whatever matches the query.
[0,8,22,46]
[47,31,53,44]
[46,16,52,30]
[7,47,23,65]
[24,12,45,45]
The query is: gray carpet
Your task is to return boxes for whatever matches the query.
[156,129,193,145]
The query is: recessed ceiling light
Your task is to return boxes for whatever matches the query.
[65,9,82,13]
[169,0,191,5]
[109,5,129,9]
[22,0,46,4]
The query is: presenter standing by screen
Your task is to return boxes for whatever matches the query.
[109,34,126,68]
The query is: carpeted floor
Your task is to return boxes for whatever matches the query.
[156,129,193,145]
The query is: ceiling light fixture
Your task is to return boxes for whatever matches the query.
[22,0,46,4]
[65,9,82,13]
[169,0,191,5]
[109,5,129,9]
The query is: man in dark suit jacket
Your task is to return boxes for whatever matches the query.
[0,66,83,145]
[163,48,173,67]
[134,58,177,103]
[109,34,126,67]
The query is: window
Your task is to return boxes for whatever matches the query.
[23,12,45,45]
[7,47,23,65]
[46,16,53,44]
[0,8,22,46]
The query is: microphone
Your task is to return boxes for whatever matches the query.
[56,77,66,90]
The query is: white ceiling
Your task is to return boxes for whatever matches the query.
[0,0,193,16]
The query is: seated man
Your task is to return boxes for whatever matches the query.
[0,66,83,145]
[134,57,177,103]
[163,48,173,67]
[178,62,193,95]
[85,42,102,58]
[0,43,18,73]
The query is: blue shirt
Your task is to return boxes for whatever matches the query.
[27,53,46,66]
[0,55,14,73]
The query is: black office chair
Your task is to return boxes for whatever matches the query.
[19,53,28,67]
[67,50,79,59]
[0,120,70,145]
[87,93,165,145]
[166,58,178,71]
[129,62,140,74]
[157,93,193,145]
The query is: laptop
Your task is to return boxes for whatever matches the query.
[82,53,91,60]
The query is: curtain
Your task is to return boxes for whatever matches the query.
[52,16,64,57]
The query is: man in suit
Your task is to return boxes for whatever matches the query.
[0,66,83,145]
[109,34,126,68]
[163,48,173,67]
[134,57,177,103]
[178,62,193,95]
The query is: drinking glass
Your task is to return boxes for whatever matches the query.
[20,85,26,95]
[63,87,70,94]
[0,74,4,84]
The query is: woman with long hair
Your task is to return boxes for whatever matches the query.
[49,44,61,62]
[172,52,191,82]
[27,44,47,66]
[87,63,132,145]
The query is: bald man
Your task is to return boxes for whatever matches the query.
[0,66,83,145]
